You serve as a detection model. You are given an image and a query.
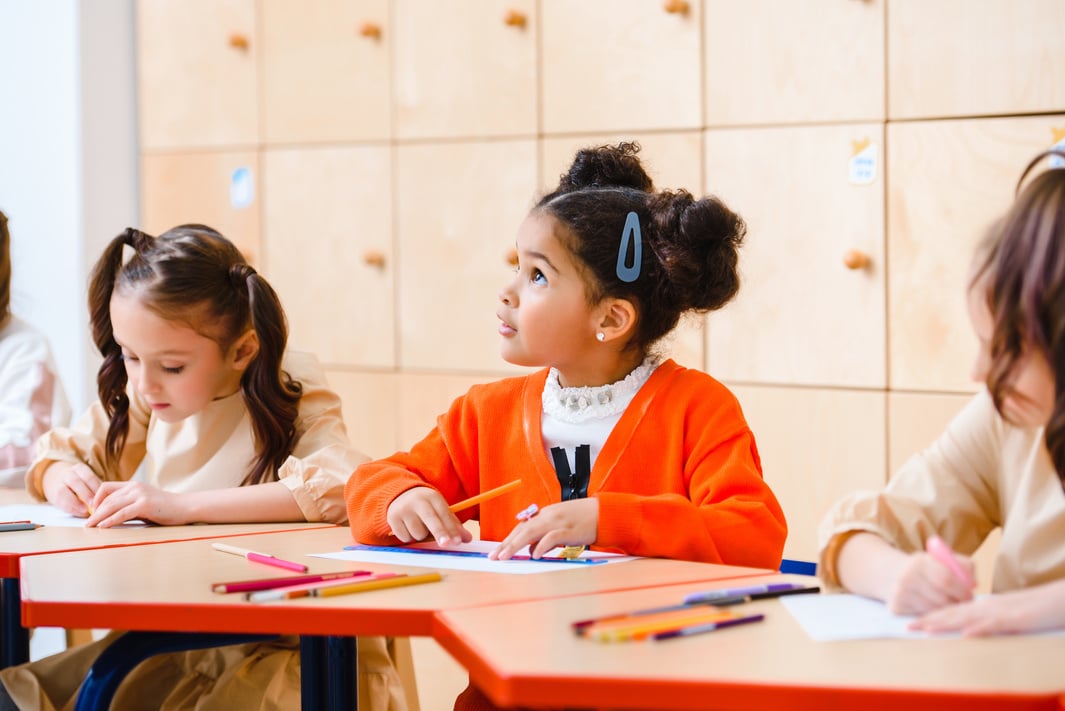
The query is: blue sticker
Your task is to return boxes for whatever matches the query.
[230,167,254,209]
[616,211,642,283]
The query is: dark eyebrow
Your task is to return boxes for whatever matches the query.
[524,249,559,275]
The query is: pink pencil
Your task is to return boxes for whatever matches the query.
[212,570,372,594]
[925,535,975,588]
[212,542,309,573]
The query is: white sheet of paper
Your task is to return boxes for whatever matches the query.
[780,593,933,640]
[310,540,636,575]
[782,593,1065,641]
[0,503,148,528]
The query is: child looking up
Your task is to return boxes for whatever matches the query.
[0,210,70,488]
[347,142,786,569]
[819,149,1065,637]
[2,225,406,710]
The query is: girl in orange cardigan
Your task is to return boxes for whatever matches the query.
[346,142,786,710]
[347,141,785,569]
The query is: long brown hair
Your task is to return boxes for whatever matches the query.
[0,211,11,325]
[88,224,301,485]
[971,149,1065,483]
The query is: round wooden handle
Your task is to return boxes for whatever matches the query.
[359,22,382,40]
[663,0,689,14]
[503,10,527,28]
[228,33,250,50]
[842,249,870,270]
[363,249,387,268]
[504,248,518,267]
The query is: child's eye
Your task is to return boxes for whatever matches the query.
[162,365,185,375]
[531,268,547,285]
[121,352,139,364]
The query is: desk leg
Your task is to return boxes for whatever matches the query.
[0,577,29,668]
[300,635,325,709]
[300,635,358,710]
[328,636,357,710]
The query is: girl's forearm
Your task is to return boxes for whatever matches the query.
[835,531,911,601]
[180,481,305,523]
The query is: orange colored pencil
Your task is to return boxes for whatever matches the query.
[448,480,521,513]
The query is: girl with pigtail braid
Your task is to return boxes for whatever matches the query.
[5,225,407,711]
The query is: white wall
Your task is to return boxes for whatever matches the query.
[0,0,138,415]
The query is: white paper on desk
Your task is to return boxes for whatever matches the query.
[782,593,1065,642]
[781,593,941,641]
[309,540,636,574]
[0,503,148,528]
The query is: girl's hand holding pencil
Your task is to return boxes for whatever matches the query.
[40,461,100,519]
[386,480,522,547]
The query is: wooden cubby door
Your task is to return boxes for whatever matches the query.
[136,0,258,150]
[705,123,886,388]
[704,0,884,125]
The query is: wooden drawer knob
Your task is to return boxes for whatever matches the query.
[363,249,387,268]
[842,249,870,270]
[663,0,689,14]
[228,33,250,50]
[359,22,382,40]
[505,248,518,267]
[504,10,527,28]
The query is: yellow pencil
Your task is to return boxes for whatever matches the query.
[312,571,443,598]
[75,491,94,516]
[448,480,521,513]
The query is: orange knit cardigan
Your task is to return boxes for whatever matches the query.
[345,359,786,568]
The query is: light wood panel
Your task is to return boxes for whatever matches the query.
[261,146,394,368]
[539,131,705,371]
[396,140,537,372]
[539,132,703,196]
[541,0,701,134]
[705,124,886,388]
[888,0,1065,120]
[392,0,537,139]
[136,0,258,149]
[888,391,999,593]
[140,151,261,265]
[722,386,886,572]
[260,0,391,144]
[327,369,398,460]
[887,115,1065,392]
[705,0,884,125]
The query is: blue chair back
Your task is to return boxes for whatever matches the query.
[779,558,817,576]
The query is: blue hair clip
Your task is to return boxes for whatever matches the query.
[616,211,642,283]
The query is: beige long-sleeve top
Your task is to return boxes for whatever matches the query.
[818,389,1065,593]
[25,351,363,523]
[0,316,71,487]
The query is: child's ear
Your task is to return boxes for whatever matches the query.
[594,298,637,343]
[229,329,260,370]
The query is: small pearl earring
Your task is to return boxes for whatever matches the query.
[596,332,605,342]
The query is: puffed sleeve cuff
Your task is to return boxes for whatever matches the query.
[277,445,360,524]
[817,529,870,590]
[816,489,918,590]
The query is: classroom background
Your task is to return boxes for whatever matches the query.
[2,1,1064,708]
